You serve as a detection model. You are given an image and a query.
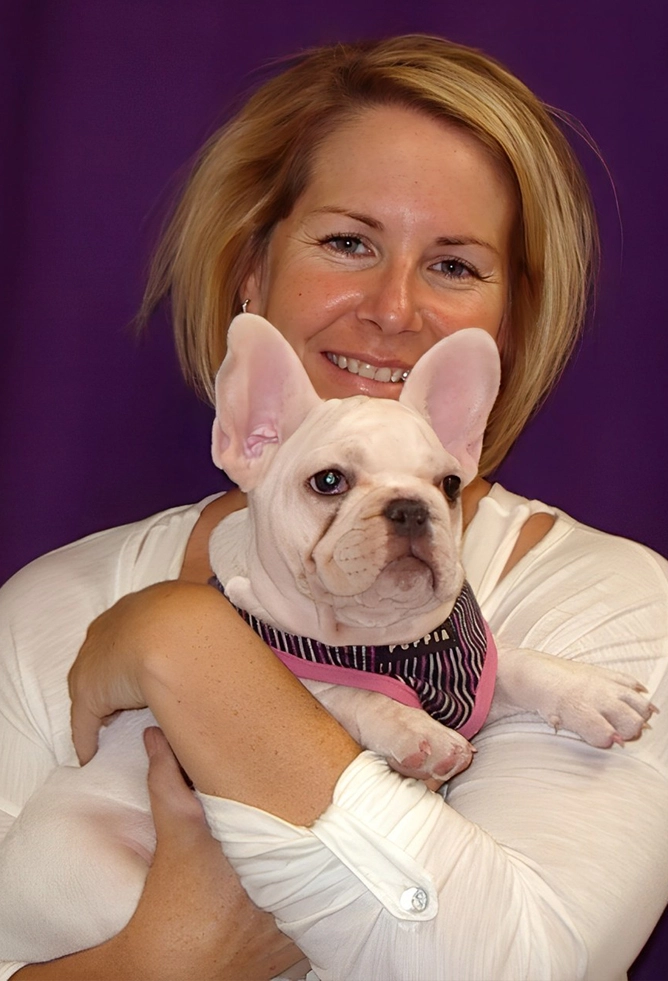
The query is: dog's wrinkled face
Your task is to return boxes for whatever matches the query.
[211,314,500,642]
[250,397,465,630]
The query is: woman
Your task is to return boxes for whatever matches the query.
[2,35,667,980]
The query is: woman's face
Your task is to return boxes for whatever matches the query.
[243,105,516,400]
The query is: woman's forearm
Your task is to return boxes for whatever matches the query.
[139,582,361,825]
[11,921,163,981]
[11,938,137,980]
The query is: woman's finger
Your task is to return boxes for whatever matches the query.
[70,700,104,765]
[144,726,204,830]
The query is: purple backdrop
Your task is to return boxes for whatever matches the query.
[2,1,667,975]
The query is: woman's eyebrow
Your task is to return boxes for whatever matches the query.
[436,236,499,254]
[311,206,384,230]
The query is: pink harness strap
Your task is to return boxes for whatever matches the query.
[212,578,497,738]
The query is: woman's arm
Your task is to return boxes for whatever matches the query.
[68,579,361,823]
[131,582,361,823]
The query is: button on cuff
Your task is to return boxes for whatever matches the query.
[310,803,437,920]
[400,886,429,913]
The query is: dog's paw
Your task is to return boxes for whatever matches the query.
[379,709,475,782]
[389,729,474,782]
[511,652,657,748]
[308,681,476,783]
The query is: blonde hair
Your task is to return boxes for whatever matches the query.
[142,35,598,473]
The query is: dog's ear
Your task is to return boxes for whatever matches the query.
[212,314,321,490]
[400,328,501,482]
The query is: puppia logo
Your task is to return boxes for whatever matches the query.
[387,627,452,658]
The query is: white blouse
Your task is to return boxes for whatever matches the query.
[1,485,667,980]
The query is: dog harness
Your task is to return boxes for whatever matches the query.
[210,578,497,739]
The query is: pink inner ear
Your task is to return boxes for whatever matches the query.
[211,314,322,489]
[246,426,280,458]
[400,329,501,477]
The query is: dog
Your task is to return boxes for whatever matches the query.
[206,314,504,782]
[0,314,654,961]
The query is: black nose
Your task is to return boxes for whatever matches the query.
[383,498,429,536]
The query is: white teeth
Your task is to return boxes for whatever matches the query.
[326,353,411,383]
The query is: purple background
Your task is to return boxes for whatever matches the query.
[2,1,666,975]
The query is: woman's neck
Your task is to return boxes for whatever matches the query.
[462,476,492,531]
[180,488,247,582]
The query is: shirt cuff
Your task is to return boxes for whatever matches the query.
[198,750,443,924]
[2,963,28,981]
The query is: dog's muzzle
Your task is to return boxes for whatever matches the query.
[383,498,429,537]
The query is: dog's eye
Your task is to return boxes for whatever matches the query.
[309,470,350,495]
[442,475,461,503]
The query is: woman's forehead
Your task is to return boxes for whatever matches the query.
[286,105,516,242]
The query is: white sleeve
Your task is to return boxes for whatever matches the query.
[198,526,668,981]
[0,504,201,979]
[0,548,110,979]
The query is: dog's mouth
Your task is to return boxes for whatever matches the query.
[382,554,435,590]
[326,352,411,384]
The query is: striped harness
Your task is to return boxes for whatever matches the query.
[210,578,497,739]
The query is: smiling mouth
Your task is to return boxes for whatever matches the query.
[326,353,411,384]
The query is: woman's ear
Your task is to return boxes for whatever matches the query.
[240,259,267,316]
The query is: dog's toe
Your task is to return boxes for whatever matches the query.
[399,742,431,772]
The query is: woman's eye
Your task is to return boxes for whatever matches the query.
[433,258,476,279]
[323,235,368,256]
[308,469,350,495]
[442,474,461,503]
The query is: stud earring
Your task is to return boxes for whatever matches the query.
[241,298,250,314]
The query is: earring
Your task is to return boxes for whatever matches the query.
[241,298,250,314]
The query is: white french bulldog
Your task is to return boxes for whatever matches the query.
[0,315,653,962]
[208,314,503,782]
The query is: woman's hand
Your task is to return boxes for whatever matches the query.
[117,727,304,980]
[69,581,213,764]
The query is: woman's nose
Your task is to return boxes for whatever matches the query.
[355,262,423,334]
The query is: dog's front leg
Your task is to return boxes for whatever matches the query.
[492,647,656,747]
[302,680,474,782]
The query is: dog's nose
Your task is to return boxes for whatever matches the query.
[383,498,429,536]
